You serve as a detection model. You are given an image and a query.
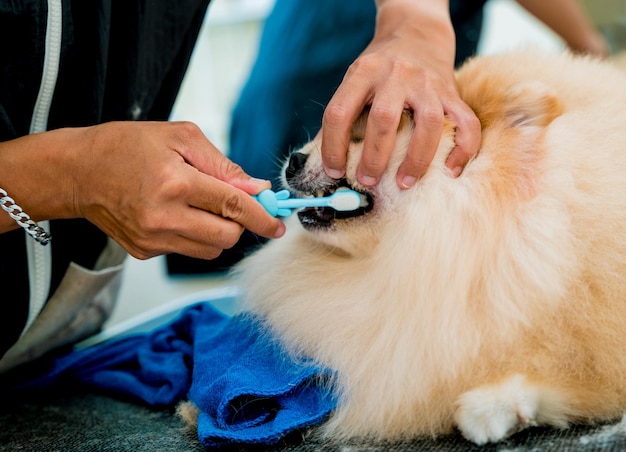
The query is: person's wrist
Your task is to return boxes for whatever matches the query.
[28,126,89,221]
[374,0,456,68]
[375,0,454,40]
[68,124,103,220]
[45,126,94,220]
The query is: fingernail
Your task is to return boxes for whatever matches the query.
[400,176,417,189]
[326,168,344,179]
[247,177,272,192]
[273,221,286,239]
[249,177,269,186]
[452,166,463,178]
[361,175,378,186]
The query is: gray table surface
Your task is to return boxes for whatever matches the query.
[2,388,626,451]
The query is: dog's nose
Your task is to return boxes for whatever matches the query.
[285,151,308,182]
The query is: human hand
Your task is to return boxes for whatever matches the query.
[515,0,610,59]
[320,0,481,189]
[72,121,285,260]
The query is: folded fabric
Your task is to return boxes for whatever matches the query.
[3,302,337,447]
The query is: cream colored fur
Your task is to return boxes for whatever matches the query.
[232,50,626,445]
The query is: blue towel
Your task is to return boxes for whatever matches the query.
[6,303,337,447]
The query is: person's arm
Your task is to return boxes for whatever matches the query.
[516,0,609,57]
[321,0,481,189]
[0,121,285,259]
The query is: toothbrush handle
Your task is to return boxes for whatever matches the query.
[253,189,330,217]
[253,190,294,217]
[276,198,327,209]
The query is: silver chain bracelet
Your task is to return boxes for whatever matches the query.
[0,187,51,245]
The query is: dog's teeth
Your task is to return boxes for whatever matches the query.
[316,189,325,198]
[359,193,369,207]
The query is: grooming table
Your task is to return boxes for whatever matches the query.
[2,287,625,451]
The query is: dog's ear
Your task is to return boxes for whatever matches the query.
[505,81,562,128]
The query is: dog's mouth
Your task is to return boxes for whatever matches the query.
[296,179,374,229]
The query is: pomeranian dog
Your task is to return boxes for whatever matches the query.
[233,50,626,445]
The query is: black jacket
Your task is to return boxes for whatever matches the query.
[0,0,211,357]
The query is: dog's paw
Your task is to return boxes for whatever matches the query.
[176,400,200,430]
[454,374,539,445]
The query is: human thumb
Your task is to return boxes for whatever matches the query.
[180,128,272,195]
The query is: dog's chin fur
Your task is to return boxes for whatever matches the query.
[232,50,626,444]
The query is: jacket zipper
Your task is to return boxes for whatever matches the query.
[22,0,63,335]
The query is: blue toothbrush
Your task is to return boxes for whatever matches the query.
[253,189,363,217]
